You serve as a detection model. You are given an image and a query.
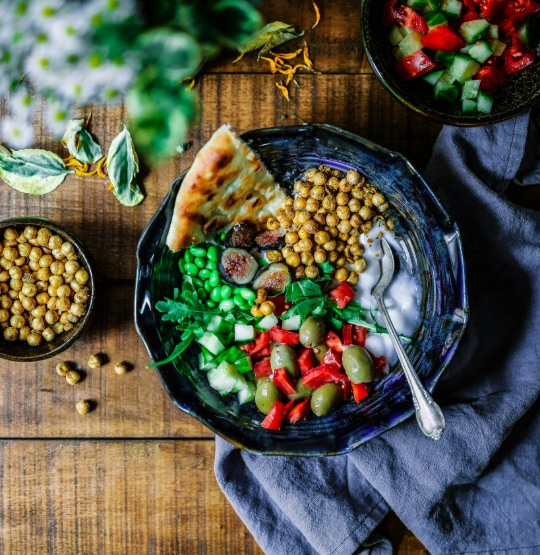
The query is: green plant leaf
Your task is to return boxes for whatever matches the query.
[106,123,144,206]
[61,118,103,164]
[0,148,72,194]
[235,21,305,60]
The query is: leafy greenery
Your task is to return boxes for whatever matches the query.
[234,21,305,60]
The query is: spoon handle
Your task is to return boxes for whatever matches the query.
[374,296,446,440]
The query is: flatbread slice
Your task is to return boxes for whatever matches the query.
[166,124,287,252]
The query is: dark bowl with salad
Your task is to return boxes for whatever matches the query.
[135,124,468,456]
[361,0,540,125]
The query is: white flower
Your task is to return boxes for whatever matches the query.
[0,116,35,149]
[7,84,34,118]
[43,98,71,137]
[81,0,138,26]
[25,0,67,32]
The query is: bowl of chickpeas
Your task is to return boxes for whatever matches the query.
[135,124,468,455]
[0,217,96,362]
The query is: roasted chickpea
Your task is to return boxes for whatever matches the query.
[88,354,102,369]
[27,332,42,346]
[336,192,349,206]
[312,172,327,187]
[266,217,280,231]
[304,265,320,279]
[296,182,312,198]
[3,327,18,341]
[337,220,352,235]
[285,231,299,245]
[301,252,314,266]
[326,213,340,228]
[66,370,81,385]
[326,176,339,191]
[346,271,359,286]
[313,248,327,264]
[285,252,301,268]
[11,300,25,315]
[42,327,56,342]
[294,265,306,279]
[353,258,367,274]
[259,301,275,316]
[76,400,91,415]
[297,238,313,252]
[293,196,307,211]
[56,361,72,376]
[359,206,373,220]
[334,268,349,282]
[114,362,129,375]
[23,226,38,241]
[323,240,336,252]
[338,178,353,193]
[310,185,325,201]
[266,250,283,263]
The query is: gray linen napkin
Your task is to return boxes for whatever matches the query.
[215,108,540,555]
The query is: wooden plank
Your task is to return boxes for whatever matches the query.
[0,439,264,555]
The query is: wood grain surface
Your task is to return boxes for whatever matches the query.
[0,1,495,553]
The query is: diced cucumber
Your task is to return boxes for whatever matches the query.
[281,314,302,331]
[425,10,448,29]
[461,98,477,113]
[487,38,506,57]
[517,20,531,47]
[216,345,245,364]
[422,68,445,85]
[197,331,226,356]
[237,382,256,405]
[392,31,425,60]
[449,54,480,83]
[423,0,442,13]
[440,0,462,19]
[207,361,247,396]
[234,323,255,342]
[256,313,279,331]
[434,50,456,67]
[469,41,492,63]
[198,351,217,372]
[234,356,253,375]
[406,0,427,10]
[388,24,406,46]
[459,18,490,44]
[477,90,494,114]
[207,314,233,335]
[434,77,459,102]
[461,79,481,99]
[488,24,499,40]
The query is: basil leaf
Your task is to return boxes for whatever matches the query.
[236,21,305,60]
[106,123,144,206]
[0,148,72,194]
[61,118,102,164]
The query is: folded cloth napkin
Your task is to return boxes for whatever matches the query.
[215,107,540,555]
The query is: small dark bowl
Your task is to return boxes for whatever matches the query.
[0,217,96,362]
[135,124,468,456]
[361,0,540,125]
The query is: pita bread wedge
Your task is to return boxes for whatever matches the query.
[166,124,287,252]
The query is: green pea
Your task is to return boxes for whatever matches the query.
[209,270,221,287]
[206,259,217,270]
[220,231,227,242]
[204,280,213,292]
[207,245,218,261]
[239,287,256,301]
[220,284,232,300]
[210,288,222,303]
[190,246,207,258]
[233,296,244,307]
[206,299,217,309]
[219,299,235,312]
[239,300,252,311]
[199,268,211,279]
[192,277,204,288]
[194,257,206,269]
[178,260,186,274]
[184,262,198,276]
[184,250,194,263]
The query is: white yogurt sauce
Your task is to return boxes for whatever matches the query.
[353,228,422,368]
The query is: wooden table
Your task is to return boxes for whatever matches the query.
[0,2,469,553]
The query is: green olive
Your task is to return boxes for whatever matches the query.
[299,315,326,348]
[312,343,328,362]
[342,345,374,384]
[255,378,280,415]
[270,343,299,378]
[288,380,313,401]
[310,383,342,417]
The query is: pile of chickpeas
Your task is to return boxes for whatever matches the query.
[0,225,90,346]
[264,165,395,284]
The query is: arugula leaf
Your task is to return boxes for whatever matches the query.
[148,332,194,368]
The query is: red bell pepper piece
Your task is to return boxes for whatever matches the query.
[286,398,311,424]
[302,365,346,390]
[324,330,344,353]
[395,50,437,81]
[273,367,297,396]
[351,382,369,403]
[241,331,271,355]
[252,345,272,359]
[328,282,355,309]
[254,358,272,379]
[394,5,428,34]
[269,327,300,345]
[261,401,287,430]
[297,347,316,375]
[322,348,342,372]
[421,25,466,51]
[342,324,353,346]
[476,65,506,92]
[269,295,290,317]
[353,325,367,346]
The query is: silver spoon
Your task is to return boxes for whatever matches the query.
[372,238,446,440]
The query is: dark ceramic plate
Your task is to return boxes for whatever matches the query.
[135,124,468,456]
[361,0,540,125]
[0,217,96,362]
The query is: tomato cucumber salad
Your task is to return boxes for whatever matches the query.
[384,0,540,114]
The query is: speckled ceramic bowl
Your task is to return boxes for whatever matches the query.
[135,124,468,456]
[0,217,96,362]
[361,0,540,125]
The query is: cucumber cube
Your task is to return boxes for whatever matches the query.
[461,79,481,99]
[469,41,492,63]
[434,50,456,67]
[425,10,448,29]
[461,98,477,113]
[449,54,480,83]
[393,31,425,60]
[441,0,462,19]
[477,90,494,114]
[406,0,428,10]
[422,68,445,85]
[388,24,405,46]
[488,24,499,39]
[434,79,459,102]
[459,18,490,44]
[424,0,442,12]
[487,38,506,57]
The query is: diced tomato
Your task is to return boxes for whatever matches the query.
[254,358,272,379]
[252,345,272,359]
[322,348,342,372]
[351,382,369,403]
[504,46,536,74]
[297,347,316,375]
[261,401,287,430]
[395,50,437,81]
[269,327,300,345]
[421,25,466,51]
[269,295,290,317]
[342,324,353,346]
[394,5,428,34]
[286,398,311,424]
[383,0,400,26]
[353,325,367,347]
[324,330,344,353]
[241,331,271,356]
[302,365,346,390]
[372,354,388,376]
[328,282,355,309]
[476,0,506,19]
[273,367,297,396]
[476,65,506,92]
